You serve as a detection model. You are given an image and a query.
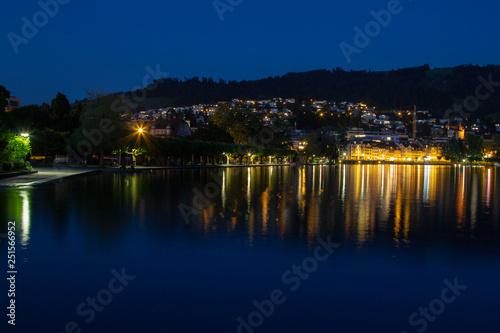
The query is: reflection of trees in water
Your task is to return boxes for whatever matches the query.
[186,165,499,248]
[4,165,496,251]
[0,188,33,247]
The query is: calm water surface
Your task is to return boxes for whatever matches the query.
[1,165,499,333]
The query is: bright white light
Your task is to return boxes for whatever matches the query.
[21,133,29,137]
[20,191,30,246]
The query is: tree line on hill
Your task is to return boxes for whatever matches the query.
[124,64,500,119]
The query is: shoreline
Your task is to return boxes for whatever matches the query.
[0,168,99,187]
[0,162,497,187]
[338,160,497,166]
[0,170,38,180]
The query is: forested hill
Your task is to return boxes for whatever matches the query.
[121,64,500,118]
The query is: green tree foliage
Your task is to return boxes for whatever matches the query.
[291,105,362,131]
[70,92,132,166]
[304,128,339,162]
[31,129,70,156]
[49,92,80,132]
[211,103,292,148]
[50,92,71,121]
[441,137,466,162]
[154,137,295,165]
[263,114,292,149]
[0,85,10,112]
[212,103,262,145]
[189,123,234,143]
[0,126,11,160]
[465,134,484,161]
[0,92,80,156]
[0,126,31,169]
[493,134,500,148]
[3,135,31,164]
[440,135,487,162]
[10,104,55,129]
[489,134,500,159]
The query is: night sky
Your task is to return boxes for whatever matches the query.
[2,0,499,105]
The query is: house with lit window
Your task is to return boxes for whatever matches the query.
[149,113,191,137]
[4,96,20,111]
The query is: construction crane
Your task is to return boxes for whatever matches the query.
[377,105,420,138]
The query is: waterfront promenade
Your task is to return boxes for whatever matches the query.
[0,167,99,187]
[0,164,289,187]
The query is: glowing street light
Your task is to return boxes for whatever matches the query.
[21,133,29,137]
[137,128,144,134]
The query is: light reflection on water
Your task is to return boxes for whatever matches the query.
[183,164,499,248]
[1,165,498,250]
[19,190,30,246]
[1,188,32,247]
[0,165,499,333]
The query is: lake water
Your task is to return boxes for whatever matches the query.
[1,165,499,333]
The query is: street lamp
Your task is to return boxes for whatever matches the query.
[19,133,31,169]
[137,128,143,134]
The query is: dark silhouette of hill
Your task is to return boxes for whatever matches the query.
[120,64,500,118]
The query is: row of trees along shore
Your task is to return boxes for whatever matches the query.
[0,89,297,168]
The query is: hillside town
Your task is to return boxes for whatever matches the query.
[120,97,499,163]
[2,94,500,166]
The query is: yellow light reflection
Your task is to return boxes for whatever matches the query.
[261,189,269,235]
[247,168,251,214]
[486,168,491,208]
[423,165,430,203]
[456,167,465,229]
[222,171,227,210]
[20,190,31,247]
[341,164,346,200]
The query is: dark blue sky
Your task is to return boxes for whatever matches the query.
[2,0,499,105]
